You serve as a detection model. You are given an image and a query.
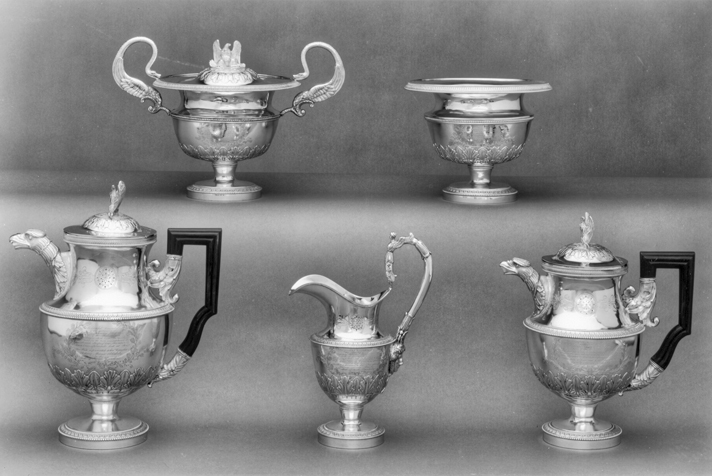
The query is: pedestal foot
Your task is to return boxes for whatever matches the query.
[186,179,262,202]
[542,419,622,450]
[442,181,517,205]
[58,415,149,450]
[317,420,385,449]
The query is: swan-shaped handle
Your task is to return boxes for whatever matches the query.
[385,233,433,374]
[113,37,169,115]
[280,42,345,117]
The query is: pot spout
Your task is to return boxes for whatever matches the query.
[10,229,72,301]
[499,257,554,320]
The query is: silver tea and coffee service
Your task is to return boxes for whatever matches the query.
[10,182,222,449]
[501,213,695,449]
[114,37,344,202]
[290,233,433,449]
[406,78,551,204]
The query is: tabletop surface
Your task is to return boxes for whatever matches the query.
[0,170,710,475]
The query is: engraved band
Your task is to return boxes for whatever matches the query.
[524,318,645,339]
[41,302,173,321]
[311,334,394,347]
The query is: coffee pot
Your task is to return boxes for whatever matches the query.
[290,233,433,449]
[500,213,694,449]
[114,37,344,202]
[9,182,222,449]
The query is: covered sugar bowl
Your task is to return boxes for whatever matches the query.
[406,78,550,204]
[9,182,222,449]
[114,37,344,202]
[500,213,694,449]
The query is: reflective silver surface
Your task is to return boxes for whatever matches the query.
[9,183,196,449]
[406,78,551,204]
[291,233,433,449]
[114,37,345,202]
[500,213,685,450]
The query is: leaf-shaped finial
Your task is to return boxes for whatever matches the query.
[109,181,126,217]
[580,212,594,246]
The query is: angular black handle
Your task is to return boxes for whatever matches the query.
[640,251,695,370]
[167,228,222,357]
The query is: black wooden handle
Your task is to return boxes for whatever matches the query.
[167,228,222,357]
[640,251,695,370]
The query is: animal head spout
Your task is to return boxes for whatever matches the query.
[9,229,70,300]
[9,229,47,250]
[499,257,531,275]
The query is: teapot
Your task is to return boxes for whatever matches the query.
[500,213,694,449]
[290,233,433,449]
[114,37,344,202]
[9,181,222,449]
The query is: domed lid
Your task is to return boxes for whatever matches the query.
[64,181,156,246]
[541,213,627,278]
[153,40,300,92]
[405,78,552,94]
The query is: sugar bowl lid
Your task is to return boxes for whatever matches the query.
[405,78,552,94]
[541,213,627,277]
[153,40,300,92]
[63,181,156,246]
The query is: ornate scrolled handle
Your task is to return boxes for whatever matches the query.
[385,233,433,374]
[280,42,345,117]
[113,37,169,115]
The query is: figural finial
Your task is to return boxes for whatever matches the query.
[109,181,126,217]
[198,40,258,86]
[580,212,594,246]
[554,212,614,264]
[83,180,140,235]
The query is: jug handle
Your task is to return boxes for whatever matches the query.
[621,251,695,393]
[280,42,345,117]
[385,233,433,374]
[149,229,222,386]
[113,37,169,115]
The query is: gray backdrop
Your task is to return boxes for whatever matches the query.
[2,0,710,177]
[0,1,710,475]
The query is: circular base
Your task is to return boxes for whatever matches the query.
[186,179,262,202]
[317,420,385,449]
[58,415,149,450]
[442,181,517,204]
[542,419,622,450]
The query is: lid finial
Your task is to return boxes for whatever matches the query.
[198,40,258,86]
[82,181,140,236]
[109,181,126,217]
[580,212,594,246]
[553,212,614,264]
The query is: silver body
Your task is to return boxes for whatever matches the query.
[406,79,551,204]
[114,37,345,202]
[501,214,665,450]
[291,233,433,449]
[9,183,193,449]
